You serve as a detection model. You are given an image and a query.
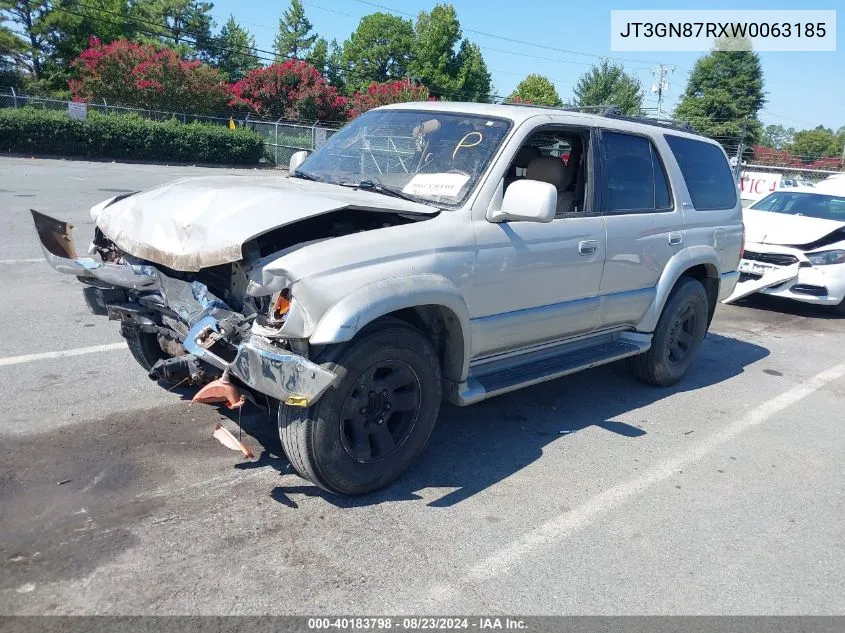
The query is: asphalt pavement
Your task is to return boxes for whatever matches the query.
[0,157,843,615]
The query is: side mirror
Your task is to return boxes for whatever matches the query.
[289,150,309,172]
[487,179,556,223]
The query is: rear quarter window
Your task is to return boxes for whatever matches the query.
[665,135,737,211]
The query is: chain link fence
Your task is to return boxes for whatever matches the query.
[0,88,341,165]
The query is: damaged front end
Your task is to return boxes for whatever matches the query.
[31,209,337,407]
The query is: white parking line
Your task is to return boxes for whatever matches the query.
[421,361,845,607]
[0,342,126,367]
[0,258,44,264]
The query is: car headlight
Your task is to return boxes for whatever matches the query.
[806,250,845,266]
[268,288,292,323]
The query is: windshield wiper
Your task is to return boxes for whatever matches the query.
[337,179,419,203]
[291,170,324,182]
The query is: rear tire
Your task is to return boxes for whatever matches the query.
[121,323,167,372]
[279,319,441,496]
[630,277,709,387]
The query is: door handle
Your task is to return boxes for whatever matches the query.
[668,232,683,246]
[578,240,598,255]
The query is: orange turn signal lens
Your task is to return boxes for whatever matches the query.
[272,289,291,320]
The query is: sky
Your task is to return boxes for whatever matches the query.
[209,0,844,131]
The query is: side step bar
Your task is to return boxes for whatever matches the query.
[453,332,651,406]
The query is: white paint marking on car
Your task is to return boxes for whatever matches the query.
[420,361,845,606]
[0,342,126,367]
[0,258,45,264]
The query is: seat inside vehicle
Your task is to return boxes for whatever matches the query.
[505,129,587,215]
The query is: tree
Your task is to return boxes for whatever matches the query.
[43,0,138,82]
[230,60,348,122]
[136,0,215,59]
[273,0,317,61]
[0,8,28,81]
[325,38,345,91]
[306,37,327,72]
[408,4,491,101]
[69,37,230,114]
[0,0,52,78]
[212,16,259,81]
[572,59,643,116]
[508,74,561,106]
[789,128,843,164]
[760,124,794,150]
[341,13,414,93]
[349,79,430,117]
[674,36,765,154]
[454,40,491,102]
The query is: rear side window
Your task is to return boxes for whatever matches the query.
[665,135,737,210]
[602,131,673,213]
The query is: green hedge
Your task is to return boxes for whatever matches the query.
[0,108,265,165]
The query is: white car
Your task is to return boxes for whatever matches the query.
[724,185,845,313]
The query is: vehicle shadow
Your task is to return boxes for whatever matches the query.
[221,332,769,509]
[732,294,844,320]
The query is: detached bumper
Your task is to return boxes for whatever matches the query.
[31,209,156,289]
[183,315,337,406]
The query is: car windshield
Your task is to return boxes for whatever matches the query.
[293,109,512,207]
[750,191,845,221]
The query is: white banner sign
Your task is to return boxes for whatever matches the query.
[740,171,782,202]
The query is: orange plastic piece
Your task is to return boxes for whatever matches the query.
[191,378,246,409]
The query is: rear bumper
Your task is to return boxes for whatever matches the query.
[33,209,338,405]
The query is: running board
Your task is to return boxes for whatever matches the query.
[452,332,651,406]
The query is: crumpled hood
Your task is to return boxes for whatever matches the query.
[742,208,845,246]
[94,174,438,271]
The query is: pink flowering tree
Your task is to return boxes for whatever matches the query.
[230,61,348,122]
[69,38,231,115]
[349,79,431,118]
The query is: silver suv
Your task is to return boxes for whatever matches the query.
[33,102,743,495]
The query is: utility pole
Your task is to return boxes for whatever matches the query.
[651,64,674,120]
[734,117,748,183]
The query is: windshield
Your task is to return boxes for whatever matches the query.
[750,191,845,221]
[294,109,512,207]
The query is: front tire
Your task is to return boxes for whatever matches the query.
[279,319,442,495]
[120,323,167,372]
[630,277,709,387]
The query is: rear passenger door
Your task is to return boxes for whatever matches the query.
[598,130,685,329]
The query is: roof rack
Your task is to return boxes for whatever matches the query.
[499,100,697,134]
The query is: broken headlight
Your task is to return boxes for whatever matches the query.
[806,250,845,266]
[268,288,292,323]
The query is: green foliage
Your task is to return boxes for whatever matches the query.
[212,15,259,81]
[572,59,643,116]
[760,124,794,150]
[789,128,843,163]
[0,0,52,77]
[0,108,264,164]
[508,74,562,106]
[306,37,328,72]
[325,38,345,91]
[674,42,765,152]
[273,0,317,61]
[341,12,415,93]
[135,0,215,59]
[408,4,490,101]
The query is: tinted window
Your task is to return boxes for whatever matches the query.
[602,132,672,212]
[750,191,845,221]
[665,135,737,210]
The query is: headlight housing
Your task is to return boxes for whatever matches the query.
[806,250,845,266]
[268,288,292,323]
